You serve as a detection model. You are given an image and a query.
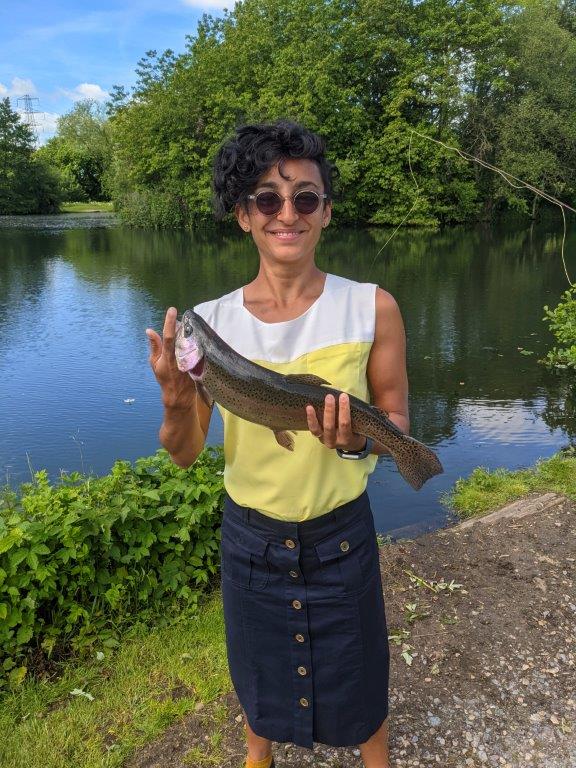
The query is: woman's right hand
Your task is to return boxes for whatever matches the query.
[146,307,197,410]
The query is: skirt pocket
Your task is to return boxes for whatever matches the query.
[220,516,270,591]
[311,515,378,595]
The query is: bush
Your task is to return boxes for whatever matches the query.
[115,188,194,228]
[0,448,224,688]
[542,286,576,370]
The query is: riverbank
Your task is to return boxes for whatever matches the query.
[1,455,575,767]
[60,201,114,213]
[129,492,576,768]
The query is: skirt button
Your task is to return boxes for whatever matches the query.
[299,697,309,707]
[292,599,302,610]
[297,666,307,676]
[285,539,296,549]
[340,540,350,552]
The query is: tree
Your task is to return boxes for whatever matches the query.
[495,0,576,215]
[0,97,60,214]
[106,0,576,227]
[37,100,112,202]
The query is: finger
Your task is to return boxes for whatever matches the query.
[337,393,352,437]
[162,307,178,354]
[322,394,337,446]
[145,328,162,363]
[305,405,323,437]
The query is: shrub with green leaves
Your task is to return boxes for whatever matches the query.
[0,448,224,688]
[542,286,576,370]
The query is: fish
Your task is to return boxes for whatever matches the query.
[175,309,443,490]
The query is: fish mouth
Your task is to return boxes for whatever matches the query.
[189,357,205,379]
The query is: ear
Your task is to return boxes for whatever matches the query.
[235,202,251,232]
[322,199,332,229]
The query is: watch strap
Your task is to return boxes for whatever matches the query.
[336,437,374,460]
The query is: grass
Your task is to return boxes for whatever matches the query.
[4,451,574,767]
[60,201,114,213]
[443,450,576,519]
[0,590,230,768]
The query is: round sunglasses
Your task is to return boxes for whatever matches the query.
[247,190,328,216]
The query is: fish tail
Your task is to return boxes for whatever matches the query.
[362,418,443,490]
[387,436,444,490]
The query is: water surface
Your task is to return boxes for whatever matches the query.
[1,212,574,535]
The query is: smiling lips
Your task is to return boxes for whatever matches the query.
[268,230,305,240]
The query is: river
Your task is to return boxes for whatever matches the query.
[0,212,574,535]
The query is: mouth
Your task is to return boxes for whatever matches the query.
[189,357,205,379]
[267,229,305,241]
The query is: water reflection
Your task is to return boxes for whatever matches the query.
[0,213,574,534]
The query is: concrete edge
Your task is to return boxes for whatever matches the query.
[442,492,566,533]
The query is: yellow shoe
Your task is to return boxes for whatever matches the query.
[245,758,274,768]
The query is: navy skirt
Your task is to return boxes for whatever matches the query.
[220,491,389,749]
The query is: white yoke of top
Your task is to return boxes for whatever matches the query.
[194,273,378,522]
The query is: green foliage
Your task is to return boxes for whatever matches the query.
[0,97,61,214]
[0,448,224,687]
[0,592,229,768]
[494,0,576,213]
[36,100,112,203]
[542,285,576,369]
[443,451,576,518]
[109,0,504,228]
[5,0,576,224]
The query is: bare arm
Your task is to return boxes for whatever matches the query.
[305,286,409,454]
[366,287,410,449]
[146,307,212,467]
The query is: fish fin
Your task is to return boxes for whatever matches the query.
[273,430,295,451]
[195,381,214,409]
[285,373,331,386]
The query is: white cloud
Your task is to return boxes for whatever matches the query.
[37,112,61,136]
[62,83,109,102]
[181,0,231,8]
[11,77,38,97]
[0,77,39,98]
[16,110,61,143]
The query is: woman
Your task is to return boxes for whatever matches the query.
[146,121,409,768]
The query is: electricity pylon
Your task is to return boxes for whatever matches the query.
[17,94,41,145]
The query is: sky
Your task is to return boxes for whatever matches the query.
[0,0,228,143]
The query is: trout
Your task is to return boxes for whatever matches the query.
[175,310,443,490]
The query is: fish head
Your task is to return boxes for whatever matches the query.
[175,310,206,380]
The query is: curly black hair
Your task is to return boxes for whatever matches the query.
[212,120,335,219]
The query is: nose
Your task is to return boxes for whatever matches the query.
[276,197,299,224]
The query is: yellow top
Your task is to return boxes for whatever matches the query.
[195,274,378,522]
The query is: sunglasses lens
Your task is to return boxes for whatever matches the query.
[255,192,282,215]
[294,191,320,214]
[252,190,322,215]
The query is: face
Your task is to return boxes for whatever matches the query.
[235,158,332,266]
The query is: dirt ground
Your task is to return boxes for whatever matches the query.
[127,494,575,768]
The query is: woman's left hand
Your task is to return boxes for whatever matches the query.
[306,393,366,452]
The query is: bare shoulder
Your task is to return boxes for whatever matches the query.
[374,287,405,340]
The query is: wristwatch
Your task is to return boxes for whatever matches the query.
[336,437,374,460]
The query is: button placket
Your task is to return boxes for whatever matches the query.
[283,534,314,747]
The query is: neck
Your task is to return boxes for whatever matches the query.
[250,264,326,307]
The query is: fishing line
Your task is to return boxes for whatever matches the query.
[370,132,421,269]
[372,128,574,286]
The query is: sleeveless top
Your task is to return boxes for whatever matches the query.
[194,273,378,522]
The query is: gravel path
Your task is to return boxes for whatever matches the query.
[128,494,575,768]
